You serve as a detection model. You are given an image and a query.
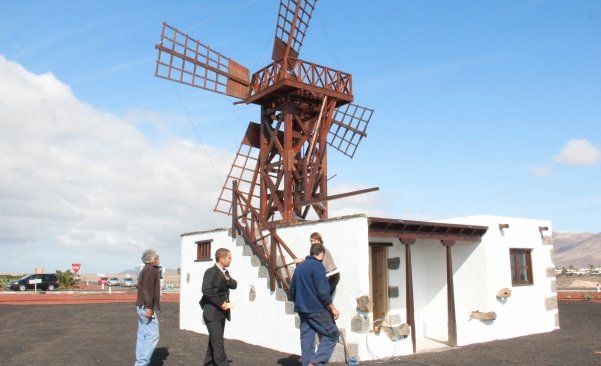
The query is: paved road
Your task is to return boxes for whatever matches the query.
[0,302,599,365]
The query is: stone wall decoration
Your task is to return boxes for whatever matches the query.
[351,315,369,333]
[388,314,402,326]
[470,311,497,321]
[375,320,410,341]
[356,295,372,312]
[388,286,399,298]
[249,285,256,302]
[387,257,400,270]
[496,287,511,299]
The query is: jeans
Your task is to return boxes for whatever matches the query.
[135,306,160,366]
[299,312,340,366]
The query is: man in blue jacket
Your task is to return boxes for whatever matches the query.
[290,243,340,366]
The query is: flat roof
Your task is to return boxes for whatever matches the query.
[368,217,488,242]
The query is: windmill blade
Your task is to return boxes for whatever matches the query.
[327,103,374,158]
[272,0,318,61]
[214,126,261,216]
[155,22,250,99]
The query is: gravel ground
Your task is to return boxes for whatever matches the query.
[0,302,599,366]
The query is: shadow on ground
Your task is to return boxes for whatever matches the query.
[150,347,169,366]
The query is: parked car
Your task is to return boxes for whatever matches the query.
[9,274,59,291]
[97,277,109,285]
[121,278,136,287]
[107,277,120,286]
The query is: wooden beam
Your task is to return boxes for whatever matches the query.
[401,237,416,353]
[231,180,238,239]
[442,239,457,346]
[294,187,379,208]
[369,230,483,242]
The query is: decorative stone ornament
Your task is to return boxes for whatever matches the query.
[496,287,511,299]
[351,315,369,333]
[388,286,399,298]
[387,257,400,270]
[356,295,372,312]
[470,311,497,321]
[249,285,256,301]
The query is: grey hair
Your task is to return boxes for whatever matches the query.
[142,249,159,264]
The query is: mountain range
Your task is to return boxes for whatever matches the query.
[553,231,601,268]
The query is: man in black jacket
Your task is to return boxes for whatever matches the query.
[200,248,237,366]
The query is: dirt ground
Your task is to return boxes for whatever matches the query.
[0,302,599,366]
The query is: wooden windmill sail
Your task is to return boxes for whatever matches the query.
[155,0,376,290]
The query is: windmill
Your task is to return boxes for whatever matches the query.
[154,0,376,290]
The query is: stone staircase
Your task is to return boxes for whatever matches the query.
[235,233,358,362]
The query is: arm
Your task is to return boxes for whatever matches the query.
[141,270,155,309]
[227,276,237,290]
[313,264,332,307]
[202,268,227,307]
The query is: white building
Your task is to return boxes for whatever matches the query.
[179,214,558,361]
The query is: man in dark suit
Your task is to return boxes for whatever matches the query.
[200,248,237,366]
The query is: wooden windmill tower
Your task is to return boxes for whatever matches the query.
[154,0,376,290]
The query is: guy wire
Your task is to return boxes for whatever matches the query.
[171,84,225,184]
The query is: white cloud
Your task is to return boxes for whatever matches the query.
[526,165,553,177]
[554,139,601,166]
[0,56,232,273]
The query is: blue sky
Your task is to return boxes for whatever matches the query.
[0,1,599,273]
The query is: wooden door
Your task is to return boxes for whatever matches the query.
[370,245,389,322]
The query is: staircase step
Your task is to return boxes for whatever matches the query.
[235,235,246,247]
[329,341,358,363]
[275,288,289,301]
[284,301,295,314]
[250,255,261,267]
[258,266,269,278]
[242,245,253,256]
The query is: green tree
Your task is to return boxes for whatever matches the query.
[56,270,76,289]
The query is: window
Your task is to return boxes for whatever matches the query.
[510,249,533,286]
[195,240,212,262]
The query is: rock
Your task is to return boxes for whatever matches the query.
[496,288,511,299]
[470,311,497,321]
[249,285,256,301]
[356,295,372,312]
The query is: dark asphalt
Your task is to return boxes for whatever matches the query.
[0,302,599,366]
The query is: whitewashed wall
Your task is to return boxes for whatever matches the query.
[179,214,557,360]
[441,215,558,346]
[179,215,371,356]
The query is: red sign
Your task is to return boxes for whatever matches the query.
[72,263,81,273]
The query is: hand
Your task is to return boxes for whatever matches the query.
[221,302,229,310]
[330,307,340,320]
[294,258,303,264]
[145,308,153,318]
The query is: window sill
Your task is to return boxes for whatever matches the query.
[511,283,533,287]
[195,259,212,262]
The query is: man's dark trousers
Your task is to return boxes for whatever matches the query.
[200,264,237,366]
[203,317,227,366]
[299,312,340,366]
